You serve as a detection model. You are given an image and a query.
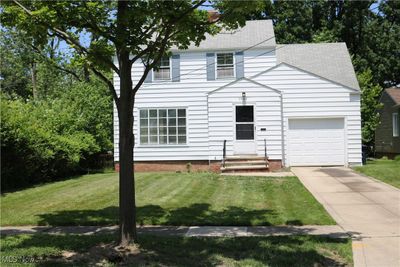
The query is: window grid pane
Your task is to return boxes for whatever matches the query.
[154,56,170,80]
[216,53,234,78]
[217,67,234,78]
[140,108,186,145]
[154,68,170,80]
[217,53,233,65]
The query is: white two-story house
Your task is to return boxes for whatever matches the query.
[113,20,362,172]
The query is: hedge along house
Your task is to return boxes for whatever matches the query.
[113,20,362,173]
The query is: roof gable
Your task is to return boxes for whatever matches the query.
[207,77,281,95]
[251,62,360,93]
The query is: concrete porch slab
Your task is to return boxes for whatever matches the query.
[220,172,294,177]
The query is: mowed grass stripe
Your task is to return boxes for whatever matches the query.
[1,172,335,226]
[152,174,194,204]
[170,174,214,206]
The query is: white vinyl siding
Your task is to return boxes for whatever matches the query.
[393,113,399,137]
[112,52,361,166]
[253,63,362,166]
[208,79,282,160]
[113,50,276,162]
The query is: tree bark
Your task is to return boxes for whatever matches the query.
[117,50,137,246]
[31,61,37,100]
[83,64,90,82]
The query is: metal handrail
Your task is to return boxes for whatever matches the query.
[222,140,227,167]
[264,138,268,161]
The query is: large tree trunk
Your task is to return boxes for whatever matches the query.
[117,51,137,246]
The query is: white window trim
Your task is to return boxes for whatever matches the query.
[153,57,172,81]
[393,112,399,137]
[138,107,188,146]
[215,52,236,80]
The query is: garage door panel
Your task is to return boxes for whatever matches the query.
[289,118,344,130]
[287,118,345,166]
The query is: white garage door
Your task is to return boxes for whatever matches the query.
[287,118,345,166]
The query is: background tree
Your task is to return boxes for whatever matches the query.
[354,0,400,86]
[256,0,399,87]
[0,29,38,99]
[0,28,84,99]
[357,69,383,145]
[1,0,265,245]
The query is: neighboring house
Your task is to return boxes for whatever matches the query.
[375,87,400,158]
[113,20,362,172]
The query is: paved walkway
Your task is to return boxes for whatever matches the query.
[220,171,294,177]
[292,167,400,267]
[1,225,348,238]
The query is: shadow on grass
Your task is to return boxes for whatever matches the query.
[36,203,283,226]
[0,234,351,267]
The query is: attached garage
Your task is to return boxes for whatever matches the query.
[287,118,346,166]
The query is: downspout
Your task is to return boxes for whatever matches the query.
[280,92,286,167]
[206,92,211,170]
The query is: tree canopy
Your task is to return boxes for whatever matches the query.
[255,0,399,87]
[1,0,266,245]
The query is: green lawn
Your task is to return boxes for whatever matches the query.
[353,159,400,189]
[1,172,335,226]
[0,234,353,267]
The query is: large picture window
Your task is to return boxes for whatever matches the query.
[153,56,171,80]
[140,108,186,145]
[216,53,234,78]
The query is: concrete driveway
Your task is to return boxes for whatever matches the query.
[292,167,400,267]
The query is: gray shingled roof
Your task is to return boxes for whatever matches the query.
[276,43,360,90]
[173,20,276,51]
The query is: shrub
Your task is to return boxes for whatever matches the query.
[1,80,112,191]
[394,155,400,161]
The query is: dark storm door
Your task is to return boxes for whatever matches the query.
[234,105,256,154]
[235,105,254,140]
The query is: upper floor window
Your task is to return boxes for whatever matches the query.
[216,53,234,79]
[153,56,171,81]
[393,113,399,137]
[139,108,187,145]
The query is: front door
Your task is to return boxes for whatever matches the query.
[234,105,256,154]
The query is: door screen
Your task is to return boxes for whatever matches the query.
[236,106,254,140]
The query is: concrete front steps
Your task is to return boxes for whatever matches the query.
[221,155,269,173]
